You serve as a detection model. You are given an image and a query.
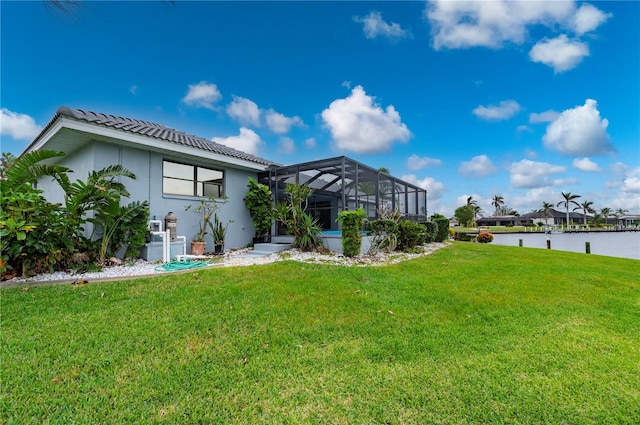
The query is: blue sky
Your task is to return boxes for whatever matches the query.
[2,1,639,217]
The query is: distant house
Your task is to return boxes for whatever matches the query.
[23,107,427,252]
[520,208,584,226]
[475,215,532,227]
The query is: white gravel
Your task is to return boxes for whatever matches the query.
[3,243,448,286]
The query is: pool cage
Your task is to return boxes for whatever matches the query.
[258,156,428,232]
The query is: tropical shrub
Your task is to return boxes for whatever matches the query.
[108,201,150,259]
[476,231,494,243]
[433,216,450,242]
[337,208,367,257]
[274,183,322,251]
[397,220,424,251]
[419,221,439,244]
[244,177,273,239]
[368,219,399,254]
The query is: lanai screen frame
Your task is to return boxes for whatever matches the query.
[258,156,428,231]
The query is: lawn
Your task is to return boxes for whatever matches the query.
[2,243,639,424]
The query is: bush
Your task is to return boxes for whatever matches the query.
[337,208,367,257]
[453,232,475,242]
[368,219,399,253]
[476,231,494,243]
[419,221,438,243]
[433,217,450,242]
[397,220,424,251]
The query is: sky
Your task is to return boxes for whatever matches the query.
[1,0,639,218]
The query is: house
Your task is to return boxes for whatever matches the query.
[23,106,427,253]
[475,215,532,227]
[520,208,584,226]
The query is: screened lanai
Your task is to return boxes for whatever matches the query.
[258,156,428,231]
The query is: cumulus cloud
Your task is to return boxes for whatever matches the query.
[401,174,446,200]
[572,3,611,36]
[572,157,602,172]
[0,108,42,139]
[265,109,304,134]
[472,100,520,120]
[509,159,566,188]
[278,137,295,154]
[407,154,443,171]
[425,0,577,49]
[529,110,560,123]
[353,11,411,40]
[543,99,614,156]
[211,127,263,156]
[321,85,411,154]
[304,138,316,149]
[226,96,261,127]
[459,155,498,177]
[529,34,589,73]
[182,81,222,110]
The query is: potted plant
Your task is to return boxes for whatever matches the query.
[185,196,228,255]
[244,177,273,244]
[209,213,232,254]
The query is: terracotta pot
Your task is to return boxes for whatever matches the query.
[190,241,206,255]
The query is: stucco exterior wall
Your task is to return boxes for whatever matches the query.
[39,139,259,253]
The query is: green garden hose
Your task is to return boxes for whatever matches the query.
[154,260,209,272]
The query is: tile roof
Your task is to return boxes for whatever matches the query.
[56,106,273,166]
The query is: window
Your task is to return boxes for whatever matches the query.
[163,160,224,198]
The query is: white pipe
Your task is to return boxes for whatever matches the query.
[176,235,186,259]
[165,230,170,263]
[150,231,167,263]
[148,219,163,232]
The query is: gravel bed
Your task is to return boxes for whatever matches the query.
[3,243,448,286]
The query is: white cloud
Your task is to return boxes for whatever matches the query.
[572,3,611,36]
[622,175,640,194]
[472,100,520,120]
[0,108,42,139]
[572,157,601,172]
[304,137,316,149]
[529,34,589,73]
[182,81,222,110]
[400,174,445,212]
[516,125,533,133]
[529,110,560,123]
[353,11,411,40]
[226,96,261,127]
[543,99,613,156]
[265,109,304,134]
[459,155,498,177]
[278,137,295,154]
[425,0,576,49]
[130,85,137,96]
[509,159,566,189]
[407,154,442,171]
[211,127,263,156]
[321,85,411,154]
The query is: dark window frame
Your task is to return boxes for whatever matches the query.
[162,160,225,198]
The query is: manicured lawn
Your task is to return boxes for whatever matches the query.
[2,243,639,424]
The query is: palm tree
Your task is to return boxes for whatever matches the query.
[491,195,505,216]
[614,208,629,226]
[466,196,477,207]
[600,207,611,225]
[557,192,581,226]
[573,200,594,225]
[472,205,482,227]
[538,201,554,230]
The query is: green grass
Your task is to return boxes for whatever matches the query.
[2,243,639,424]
